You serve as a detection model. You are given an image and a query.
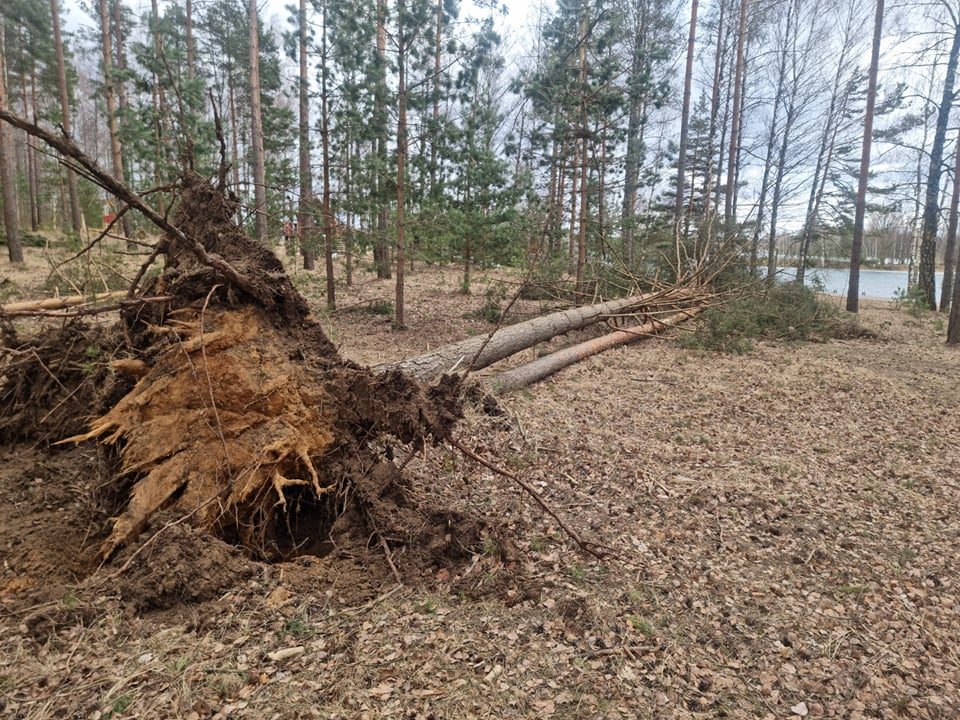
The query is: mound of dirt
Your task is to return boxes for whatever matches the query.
[0,321,133,445]
[0,445,103,602]
[100,514,257,613]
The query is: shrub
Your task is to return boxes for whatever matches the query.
[469,282,508,324]
[359,299,393,316]
[892,285,930,318]
[680,281,842,354]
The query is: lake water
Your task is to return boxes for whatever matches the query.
[773,267,944,301]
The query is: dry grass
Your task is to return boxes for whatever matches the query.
[2,247,960,719]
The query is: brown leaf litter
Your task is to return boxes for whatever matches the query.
[2,239,960,718]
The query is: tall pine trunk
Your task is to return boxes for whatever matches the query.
[395,0,408,328]
[248,0,268,244]
[723,0,747,228]
[429,0,443,199]
[847,0,884,312]
[16,27,39,232]
[98,0,127,238]
[373,0,391,280]
[297,0,316,271]
[150,0,168,216]
[940,131,960,312]
[574,7,588,305]
[320,0,336,308]
[112,1,134,239]
[674,0,698,244]
[0,18,23,263]
[186,0,195,80]
[702,0,726,230]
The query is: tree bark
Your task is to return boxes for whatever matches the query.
[375,290,689,381]
[150,0,168,216]
[723,0,748,227]
[186,0,195,81]
[17,27,39,232]
[297,0,317,271]
[374,0,391,280]
[395,0,408,328]
[429,0,443,198]
[0,19,23,264]
[847,0,884,313]
[112,0,134,239]
[98,0,127,237]
[948,236,960,342]
[248,0,268,244]
[940,132,960,312]
[919,15,960,309]
[320,0,336,307]
[674,0,698,242]
[228,64,241,190]
[702,0,726,232]
[490,310,699,394]
[574,7,589,305]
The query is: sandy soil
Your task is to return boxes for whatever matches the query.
[2,245,959,719]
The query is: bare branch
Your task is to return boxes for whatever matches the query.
[0,108,258,299]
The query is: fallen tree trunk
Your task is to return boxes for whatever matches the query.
[376,289,692,381]
[488,309,701,394]
[0,290,129,316]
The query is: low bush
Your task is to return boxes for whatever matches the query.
[468,282,508,324]
[680,281,846,354]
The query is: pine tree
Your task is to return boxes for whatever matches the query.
[450,17,512,293]
[0,14,23,262]
[50,0,82,233]
[248,0,267,243]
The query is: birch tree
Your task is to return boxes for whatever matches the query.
[918,3,960,309]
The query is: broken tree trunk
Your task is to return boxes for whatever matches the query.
[488,309,700,393]
[376,289,693,381]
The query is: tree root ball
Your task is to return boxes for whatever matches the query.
[67,304,465,563]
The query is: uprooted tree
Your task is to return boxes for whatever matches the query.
[5,171,478,569]
[0,109,704,570]
[0,110,501,572]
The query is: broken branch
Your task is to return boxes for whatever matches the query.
[450,437,608,559]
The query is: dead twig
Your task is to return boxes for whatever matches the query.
[379,534,404,586]
[363,506,403,585]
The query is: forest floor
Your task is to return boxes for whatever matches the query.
[2,244,960,719]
